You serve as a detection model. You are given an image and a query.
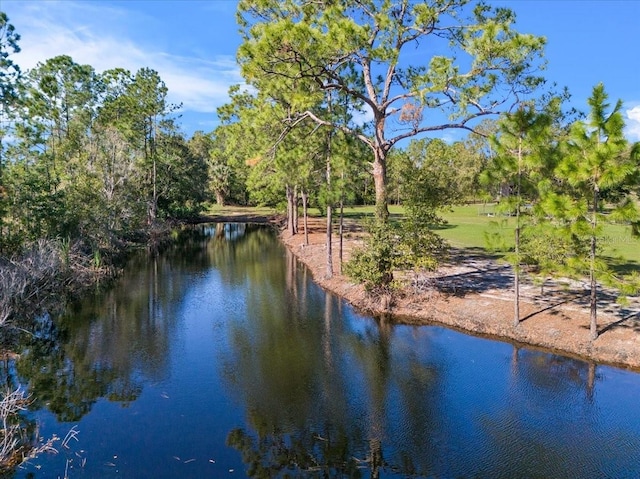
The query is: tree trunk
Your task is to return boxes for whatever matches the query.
[590,235,598,340]
[326,205,333,278]
[372,147,389,223]
[302,189,309,246]
[215,190,225,207]
[339,189,344,274]
[590,187,599,340]
[514,137,522,328]
[148,155,158,224]
[514,225,520,327]
[326,120,333,278]
[286,184,295,236]
[285,184,291,234]
[293,185,299,234]
[326,167,333,277]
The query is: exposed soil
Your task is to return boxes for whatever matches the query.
[207,212,640,371]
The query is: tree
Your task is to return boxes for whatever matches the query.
[0,13,22,249]
[552,84,639,340]
[394,158,450,290]
[1,55,203,254]
[214,87,293,211]
[188,131,228,206]
[387,149,412,206]
[466,119,501,202]
[153,125,208,219]
[241,99,315,224]
[134,69,162,223]
[213,85,271,206]
[406,138,469,205]
[237,0,546,222]
[389,134,488,206]
[207,141,232,207]
[84,123,141,240]
[485,102,557,326]
[0,12,21,156]
[7,55,98,241]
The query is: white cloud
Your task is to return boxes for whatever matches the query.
[351,107,374,126]
[5,0,241,115]
[625,105,640,142]
[438,132,459,144]
[159,55,244,113]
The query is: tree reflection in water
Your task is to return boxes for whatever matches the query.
[221,243,448,477]
[12,225,225,422]
[218,226,640,478]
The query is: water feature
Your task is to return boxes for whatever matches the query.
[13,223,640,478]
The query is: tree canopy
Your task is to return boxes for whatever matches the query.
[237,0,547,220]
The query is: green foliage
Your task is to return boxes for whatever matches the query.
[0,13,21,93]
[395,217,447,276]
[237,0,547,221]
[343,219,396,293]
[393,139,453,274]
[0,45,207,255]
[519,221,576,275]
[345,214,448,293]
[347,136,462,291]
[553,85,638,267]
[389,131,491,206]
[0,13,22,220]
[484,219,511,253]
[345,155,452,292]
[155,128,208,219]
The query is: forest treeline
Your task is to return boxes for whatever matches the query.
[228,0,640,341]
[0,13,212,342]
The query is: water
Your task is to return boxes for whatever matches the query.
[14,223,640,478]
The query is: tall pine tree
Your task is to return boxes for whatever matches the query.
[553,84,639,340]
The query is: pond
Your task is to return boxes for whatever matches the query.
[14,223,640,478]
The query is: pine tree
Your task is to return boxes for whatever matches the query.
[552,84,638,340]
[484,102,558,326]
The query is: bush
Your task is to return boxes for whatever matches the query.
[343,219,395,293]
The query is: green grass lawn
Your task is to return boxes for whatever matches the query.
[441,205,638,265]
[437,204,512,249]
[336,204,512,250]
[338,203,640,271]
[203,203,277,217]
[443,205,640,270]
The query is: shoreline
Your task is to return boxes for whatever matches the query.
[278,226,640,372]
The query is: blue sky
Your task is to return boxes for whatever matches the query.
[3,0,640,141]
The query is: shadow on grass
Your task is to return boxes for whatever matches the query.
[607,257,640,276]
[334,210,371,220]
[430,223,458,231]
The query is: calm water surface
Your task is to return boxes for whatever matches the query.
[15,224,640,478]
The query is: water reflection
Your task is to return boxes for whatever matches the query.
[12,224,640,478]
[15,224,273,423]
